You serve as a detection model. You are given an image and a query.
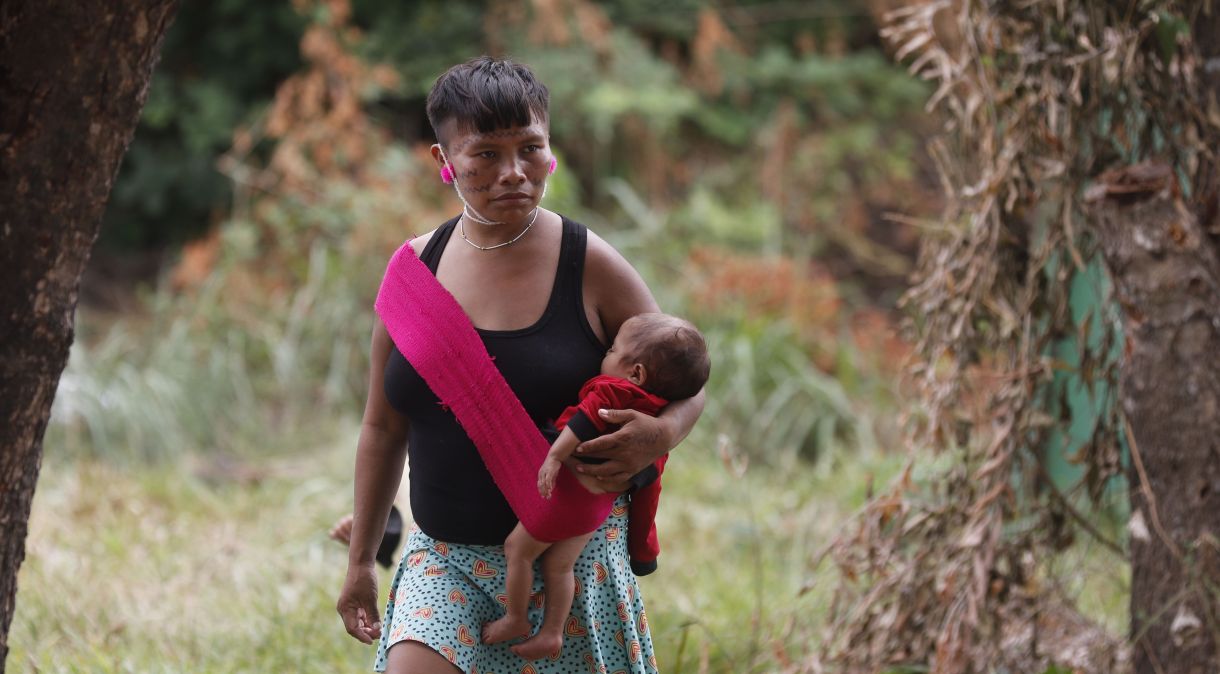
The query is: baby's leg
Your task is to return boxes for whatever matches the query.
[573,470,632,495]
[510,532,595,660]
[482,523,550,645]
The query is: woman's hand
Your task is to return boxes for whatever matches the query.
[337,563,382,645]
[571,408,673,483]
[329,513,355,545]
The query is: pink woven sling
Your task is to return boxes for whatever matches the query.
[374,239,617,543]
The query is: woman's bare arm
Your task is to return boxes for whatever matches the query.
[338,318,410,643]
[574,389,705,481]
[574,230,706,480]
[349,320,410,564]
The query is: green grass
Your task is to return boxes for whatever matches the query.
[13,423,367,673]
[10,423,905,673]
[647,434,904,672]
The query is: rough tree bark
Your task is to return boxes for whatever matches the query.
[0,1,179,668]
[1089,163,1220,674]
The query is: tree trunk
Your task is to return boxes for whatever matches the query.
[0,1,178,668]
[1090,164,1220,674]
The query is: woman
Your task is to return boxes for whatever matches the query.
[336,56,704,674]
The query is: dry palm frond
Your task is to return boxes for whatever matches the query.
[822,1,1214,672]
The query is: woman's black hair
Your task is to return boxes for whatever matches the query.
[426,56,549,146]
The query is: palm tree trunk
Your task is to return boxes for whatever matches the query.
[1091,163,1220,674]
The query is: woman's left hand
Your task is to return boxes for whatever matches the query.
[571,408,672,482]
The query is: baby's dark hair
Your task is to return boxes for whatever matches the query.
[426,56,549,146]
[622,313,711,401]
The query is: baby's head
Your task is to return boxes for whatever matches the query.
[602,313,710,401]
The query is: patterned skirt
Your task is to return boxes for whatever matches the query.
[374,495,659,673]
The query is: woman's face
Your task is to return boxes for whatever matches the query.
[432,117,553,222]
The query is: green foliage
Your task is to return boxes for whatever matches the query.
[600,0,709,39]
[701,320,863,461]
[351,0,487,97]
[605,0,881,49]
[100,2,306,250]
[511,28,701,145]
[1153,10,1189,61]
[50,245,374,463]
[68,0,933,487]
[51,149,419,462]
[677,185,784,249]
[599,182,886,467]
[723,47,927,124]
[103,0,928,265]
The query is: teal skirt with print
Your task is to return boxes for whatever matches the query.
[374,495,658,673]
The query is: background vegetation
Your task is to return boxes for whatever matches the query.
[11,1,1131,672]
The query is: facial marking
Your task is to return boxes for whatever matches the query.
[475,127,536,142]
[453,125,546,153]
[444,121,549,196]
[451,135,478,154]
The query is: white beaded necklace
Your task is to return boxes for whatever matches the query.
[459,207,540,251]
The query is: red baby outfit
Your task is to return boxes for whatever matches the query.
[555,374,669,576]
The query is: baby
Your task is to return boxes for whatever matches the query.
[482,312,711,659]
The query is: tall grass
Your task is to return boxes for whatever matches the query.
[49,230,379,465]
[699,321,868,463]
[12,436,362,673]
[12,423,907,673]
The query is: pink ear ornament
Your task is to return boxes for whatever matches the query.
[548,157,558,175]
[440,165,454,184]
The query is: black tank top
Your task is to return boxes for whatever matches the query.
[382,215,607,544]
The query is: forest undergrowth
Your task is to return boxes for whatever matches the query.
[12,423,912,673]
[13,2,1137,671]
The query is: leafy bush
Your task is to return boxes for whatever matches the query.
[101,2,307,250]
[66,1,920,470]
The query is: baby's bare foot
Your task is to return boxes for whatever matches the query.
[510,630,563,661]
[481,615,531,645]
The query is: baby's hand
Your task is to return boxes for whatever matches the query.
[538,460,560,499]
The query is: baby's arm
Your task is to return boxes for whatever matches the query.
[538,426,581,498]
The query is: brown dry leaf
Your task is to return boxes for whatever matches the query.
[170,228,222,292]
[527,0,571,47]
[689,8,743,95]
